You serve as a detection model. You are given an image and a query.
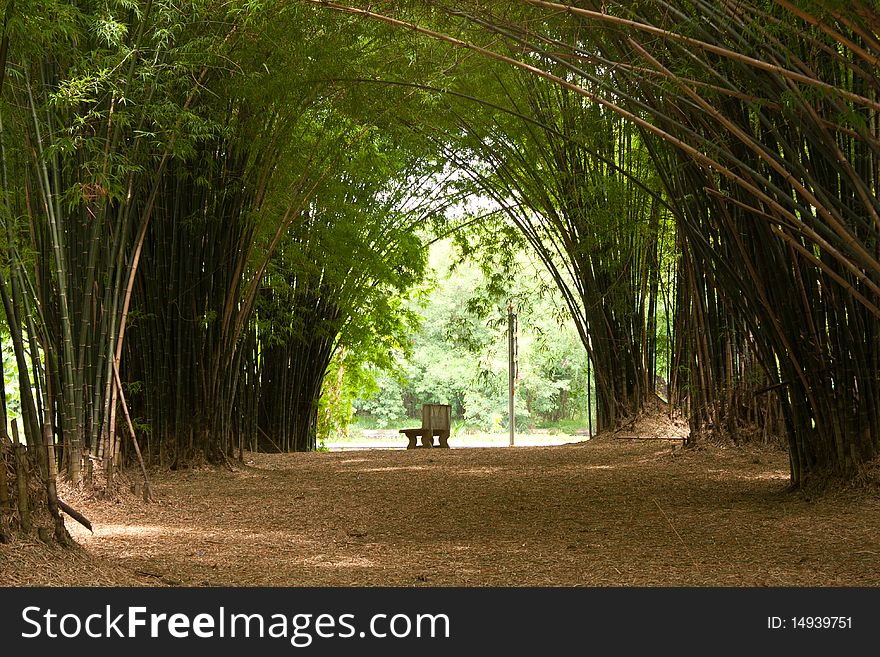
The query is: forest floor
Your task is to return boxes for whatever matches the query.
[3,437,880,586]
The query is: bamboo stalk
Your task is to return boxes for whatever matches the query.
[0,446,10,514]
[42,401,66,544]
[111,360,153,502]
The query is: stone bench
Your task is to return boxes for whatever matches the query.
[400,404,451,449]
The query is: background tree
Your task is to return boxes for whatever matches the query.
[354,239,594,433]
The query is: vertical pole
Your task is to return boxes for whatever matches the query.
[508,302,517,447]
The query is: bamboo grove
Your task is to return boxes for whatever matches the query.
[0,0,442,514]
[0,0,877,545]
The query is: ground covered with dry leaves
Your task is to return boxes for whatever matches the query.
[3,438,880,586]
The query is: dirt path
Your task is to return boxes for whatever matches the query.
[5,440,880,586]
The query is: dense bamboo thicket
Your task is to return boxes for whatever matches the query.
[0,1,247,487]
[580,0,880,483]
[0,2,440,500]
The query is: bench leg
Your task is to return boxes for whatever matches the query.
[419,432,433,448]
[437,431,450,448]
[406,434,417,449]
